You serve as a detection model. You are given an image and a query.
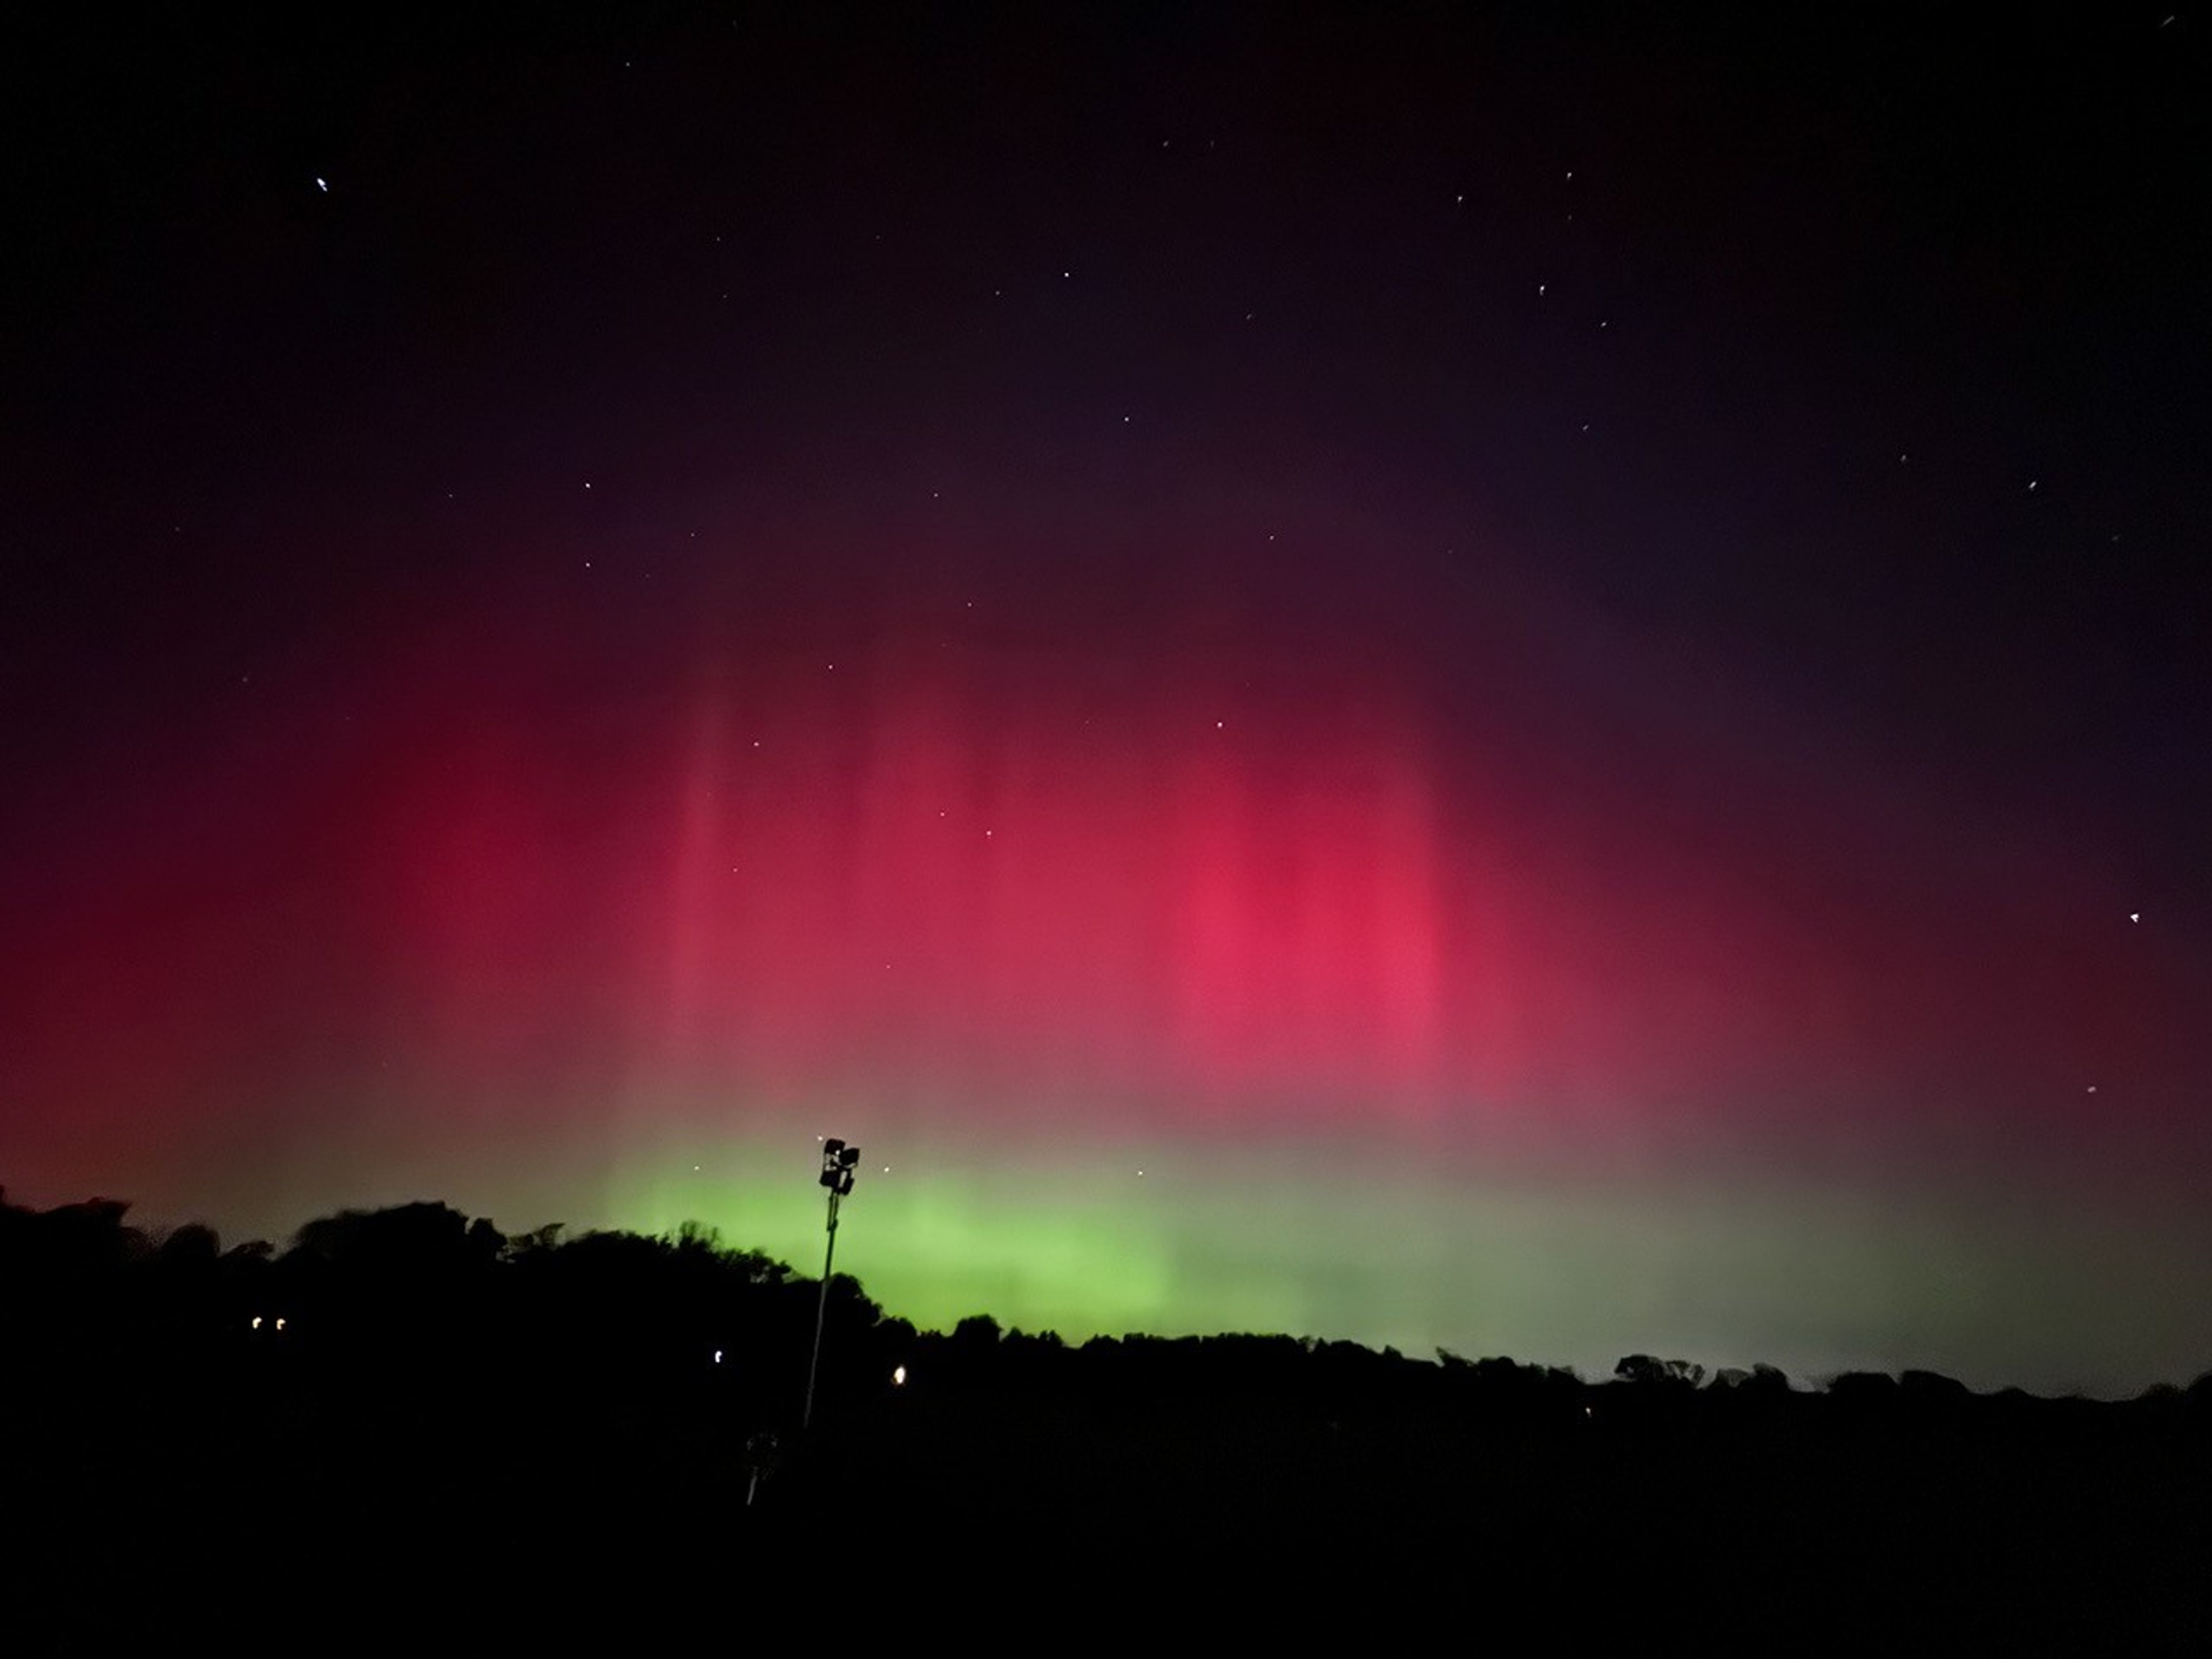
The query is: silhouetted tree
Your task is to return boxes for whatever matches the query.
[1615,1353,1704,1390]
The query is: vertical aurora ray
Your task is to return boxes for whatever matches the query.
[3,500,2208,1395]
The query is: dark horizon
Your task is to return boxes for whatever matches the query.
[10,1177,2212,1645]
[11,1179,2212,1402]
[11,1181,2211,1404]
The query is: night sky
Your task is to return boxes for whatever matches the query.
[5,6,2210,1393]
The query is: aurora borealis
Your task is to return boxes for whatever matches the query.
[5,8,2209,1393]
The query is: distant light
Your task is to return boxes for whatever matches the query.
[251,1316,262,1330]
[892,1365,907,1386]
[314,177,328,192]
[275,1318,286,1332]
[714,1349,724,1364]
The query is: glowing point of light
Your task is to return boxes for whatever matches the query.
[2130,913,2140,923]
[251,1316,262,1330]
[713,1348,724,1364]
[314,177,328,192]
[892,1365,907,1386]
[275,1317,286,1331]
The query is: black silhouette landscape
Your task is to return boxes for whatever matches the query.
[9,1189,2209,1642]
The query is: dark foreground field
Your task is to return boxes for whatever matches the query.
[9,1197,2209,1644]
[15,1344,2211,1647]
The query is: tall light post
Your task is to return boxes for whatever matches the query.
[801,1136,859,1431]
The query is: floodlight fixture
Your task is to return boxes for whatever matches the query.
[820,1138,860,1196]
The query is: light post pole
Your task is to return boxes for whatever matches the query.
[801,1136,859,1431]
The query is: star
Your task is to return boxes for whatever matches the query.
[314,177,328,192]
[2130,913,2140,923]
